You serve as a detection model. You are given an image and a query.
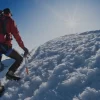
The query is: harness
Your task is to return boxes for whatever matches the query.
[0,43,13,56]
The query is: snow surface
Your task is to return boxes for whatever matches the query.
[1,30,100,100]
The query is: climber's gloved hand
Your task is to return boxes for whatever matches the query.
[23,47,29,57]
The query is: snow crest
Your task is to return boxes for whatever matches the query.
[1,31,100,100]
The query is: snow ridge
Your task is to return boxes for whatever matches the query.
[1,30,100,100]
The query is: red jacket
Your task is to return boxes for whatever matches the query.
[0,16,25,49]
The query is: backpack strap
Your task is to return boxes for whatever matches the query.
[0,16,8,35]
[0,16,12,42]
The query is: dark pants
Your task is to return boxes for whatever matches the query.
[8,49,23,72]
[0,44,23,73]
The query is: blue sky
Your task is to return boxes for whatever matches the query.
[0,0,100,53]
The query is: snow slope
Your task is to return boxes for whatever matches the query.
[1,30,100,100]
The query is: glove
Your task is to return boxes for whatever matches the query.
[23,47,29,57]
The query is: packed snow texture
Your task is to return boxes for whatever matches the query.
[1,30,100,100]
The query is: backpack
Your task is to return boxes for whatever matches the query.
[0,11,10,43]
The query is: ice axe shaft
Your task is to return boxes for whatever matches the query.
[25,57,29,75]
[25,65,29,75]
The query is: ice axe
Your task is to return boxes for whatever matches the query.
[24,57,29,75]
[24,53,31,75]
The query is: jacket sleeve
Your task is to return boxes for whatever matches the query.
[10,19,25,49]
